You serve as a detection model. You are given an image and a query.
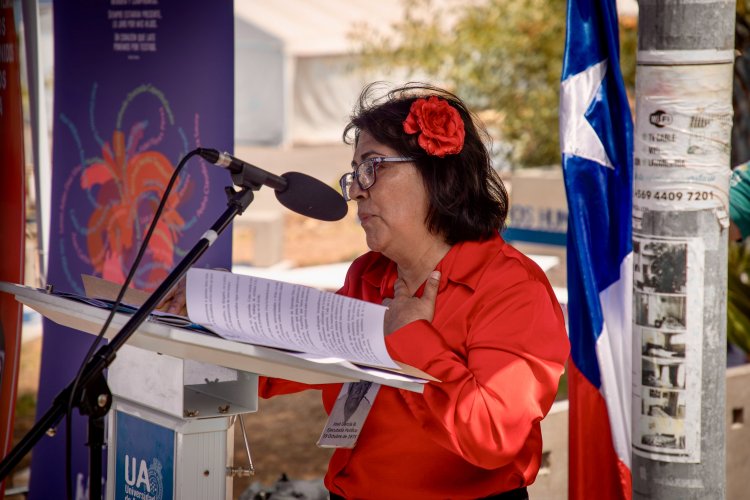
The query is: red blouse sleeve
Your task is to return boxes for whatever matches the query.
[385,279,569,469]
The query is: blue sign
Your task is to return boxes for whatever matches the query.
[115,411,175,500]
[505,204,568,246]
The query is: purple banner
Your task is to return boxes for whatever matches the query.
[31,1,234,497]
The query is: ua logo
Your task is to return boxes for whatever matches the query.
[124,455,151,492]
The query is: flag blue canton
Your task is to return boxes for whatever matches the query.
[561,0,633,388]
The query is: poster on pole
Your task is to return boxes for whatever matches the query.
[631,235,704,463]
[30,1,234,497]
[0,2,27,497]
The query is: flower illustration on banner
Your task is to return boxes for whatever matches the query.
[56,83,214,294]
[81,128,186,286]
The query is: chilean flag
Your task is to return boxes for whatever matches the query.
[560,0,633,498]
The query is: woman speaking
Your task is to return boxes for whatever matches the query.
[258,83,570,499]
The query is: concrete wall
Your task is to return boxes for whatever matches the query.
[528,365,750,499]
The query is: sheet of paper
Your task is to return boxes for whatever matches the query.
[186,268,397,369]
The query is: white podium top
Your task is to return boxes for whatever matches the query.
[0,282,426,393]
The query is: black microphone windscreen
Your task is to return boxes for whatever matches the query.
[275,172,348,221]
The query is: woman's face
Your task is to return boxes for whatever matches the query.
[350,130,433,261]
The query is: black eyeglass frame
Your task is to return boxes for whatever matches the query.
[338,156,415,201]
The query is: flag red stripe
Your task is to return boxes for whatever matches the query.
[568,361,632,499]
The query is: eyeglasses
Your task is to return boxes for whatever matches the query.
[338,156,414,201]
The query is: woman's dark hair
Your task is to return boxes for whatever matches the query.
[343,82,508,244]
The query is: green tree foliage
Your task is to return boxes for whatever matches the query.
[354,0,637,168]
[728,2,750,357]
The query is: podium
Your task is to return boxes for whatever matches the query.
[1,282,426,499]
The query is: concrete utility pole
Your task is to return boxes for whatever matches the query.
[631,0,735,498]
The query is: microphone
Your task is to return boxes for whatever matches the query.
[197,148,348,221]
[197,148,287,191]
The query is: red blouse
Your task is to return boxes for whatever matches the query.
[258,234,569,499]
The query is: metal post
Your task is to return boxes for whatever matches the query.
[21,0,51,286]
[632,1,734,498]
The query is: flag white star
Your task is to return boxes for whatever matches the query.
[560,59,613,169]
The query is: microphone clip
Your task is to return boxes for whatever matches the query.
[224,185,256,216]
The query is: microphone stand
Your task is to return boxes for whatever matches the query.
[0,178,260,498]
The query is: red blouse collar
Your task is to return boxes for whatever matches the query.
[360,233,506,298]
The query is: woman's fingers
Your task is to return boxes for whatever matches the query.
[383,271,441,335]
[158,276,188,315]
[421,271,440,307]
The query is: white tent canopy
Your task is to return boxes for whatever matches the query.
[234,0,431,146]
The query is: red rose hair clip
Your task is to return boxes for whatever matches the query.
[402,96,465,157]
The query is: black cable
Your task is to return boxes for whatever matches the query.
[64,148,200,500]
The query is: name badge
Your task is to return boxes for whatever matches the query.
[317,381,380,448]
